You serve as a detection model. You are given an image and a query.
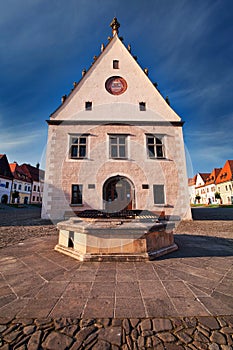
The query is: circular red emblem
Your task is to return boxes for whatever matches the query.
[105,76,127,95]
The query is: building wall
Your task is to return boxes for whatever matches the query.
[31,181,43,203]
[0,178,12,203]
[216,181,233,204]
[42,123,191,220]
[11,180,31,204]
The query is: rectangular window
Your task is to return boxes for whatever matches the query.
[33,185,36,191]
[139,102,146,111]
[37,197,39,201]
[37,186,40,192]
[85,101,92,110]
[70,136,87,159]
[153,184,165,205]
[71,184,83,205]
[147,135,164,158]
[14,183,17,190]
[18,184,22,190]
[5,182,9,189]
[32,196,35,201]
[24,185,27,191]
[109,135,127,159]
[113,60,119,69]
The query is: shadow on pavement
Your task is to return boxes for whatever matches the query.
[192,207,233,220]
[158,234,233,260]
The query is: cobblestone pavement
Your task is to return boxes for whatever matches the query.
[0,206,232,348]
[0,316,233,349]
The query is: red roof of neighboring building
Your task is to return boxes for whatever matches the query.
[188,174,197,186]
[216,160,233,184]
[9,163,32,183]
[205,168,222,185]
[20,164,44,182]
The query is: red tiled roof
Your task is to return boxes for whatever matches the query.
[205,168,222,185]
[9,163,32,183]
[216,160,233,184]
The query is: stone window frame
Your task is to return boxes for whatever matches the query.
[139,102,146,111]
[146,134,165,159]
[85,101,92,111]
[108,134,128,159]
[69,134,89,159]
[113,60,119,69]
[71,184,83,205]
[153,184,165,205]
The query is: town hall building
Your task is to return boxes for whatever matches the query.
[42,18,191,221]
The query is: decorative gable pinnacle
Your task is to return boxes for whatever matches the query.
[110,17,120,36]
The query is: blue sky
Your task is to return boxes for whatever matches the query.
[0,0,232,177]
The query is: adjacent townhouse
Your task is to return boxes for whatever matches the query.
[0,154,13,204]
[204,168,222,204]
[194,173,210,204]
[21,163,44,204]
[216,160,233,205]
[9,163,32,204]
[188,160,233,205]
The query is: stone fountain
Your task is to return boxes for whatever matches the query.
[55,210,178,261]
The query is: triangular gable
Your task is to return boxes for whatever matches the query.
[50,33,181,123]
[216,160,233,184]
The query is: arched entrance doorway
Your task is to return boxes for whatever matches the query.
[103,175,134,213]
[1,195,8,204]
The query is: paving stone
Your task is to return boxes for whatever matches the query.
[163,344,185,350]
[176,329,193,344]
[210,330,227,345]
[152,318,173,332]
[97,326,122,346]
[54,317,72,330]
[42,331,73,349]
[221,346,233,350]
[112,319,122,327]
[4,330,22,343]
[123,319,131,334]
[131,328,138,341]
[83,332,98,347]
[27,330,42,350]
[183,317,197,328]
[126,334,133,349]
[130,318,140,328]
[61,325,79,337]
[75,325,97,347]
[209,344,220,350]
[152,335,161,346]
[194,328,210,343]
[221,326,233,334]
[91,340,111,350]
[140,318,151,331]
[23,325,36,335]
[198,316,220,330]
[0,325,7,332]
[137,335,145,348]
[96,318,111,328]
[157,331,176,342]
[0,344,10,350]
[192,341,208,350]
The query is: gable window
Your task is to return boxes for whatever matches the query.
[113,60,119,69]
[153,184,165,205]
[85,101,92,110]
[146,135,164,158]
[109,135,127,159]
[70,136,87,159]
[139,102,146,111]
[71,184,83,205]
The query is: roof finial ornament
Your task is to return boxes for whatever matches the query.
[110,17,120,36]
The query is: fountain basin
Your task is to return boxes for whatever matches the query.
[55,217,178,261]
